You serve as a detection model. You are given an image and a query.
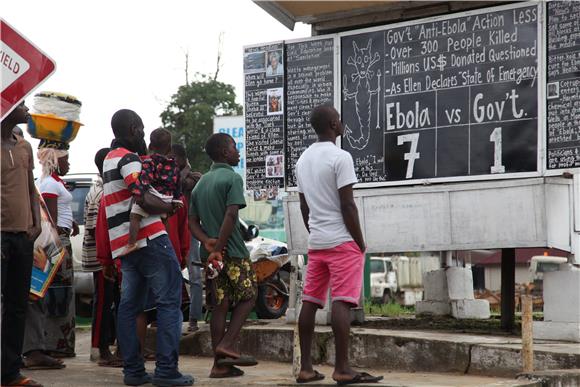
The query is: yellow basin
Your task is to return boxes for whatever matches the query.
[27,113,83,143]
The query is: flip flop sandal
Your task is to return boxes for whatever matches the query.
[216,355,258,367]
[22,357,65,370]
[97,358,124,368]
[336,372,383,385]
[3,376,44,386]
[209,366,245,378]
[296,370,325,384]
[45,351,75,359]
[151,373,194,386]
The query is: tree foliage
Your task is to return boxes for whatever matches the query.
[160,73,242,172]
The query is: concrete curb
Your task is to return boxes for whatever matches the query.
[154,324,580,378]
[517,369,580,387]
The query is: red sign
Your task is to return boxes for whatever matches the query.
[1,19,56,120]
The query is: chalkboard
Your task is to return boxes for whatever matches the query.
[285,37,335,187]
[341,4,540,184]
[244,43,285,190]
[547,1,580,170]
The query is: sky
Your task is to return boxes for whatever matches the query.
[3,0,310,175]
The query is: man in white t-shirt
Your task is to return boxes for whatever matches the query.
[295,105,382,385]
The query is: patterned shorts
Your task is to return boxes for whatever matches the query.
[208,256,257,307]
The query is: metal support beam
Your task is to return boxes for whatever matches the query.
[501,248,516,331]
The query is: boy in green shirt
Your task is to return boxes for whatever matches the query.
[189,133,258,379]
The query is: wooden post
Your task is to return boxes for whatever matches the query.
[501,248,516,331]
[521,295,534,372]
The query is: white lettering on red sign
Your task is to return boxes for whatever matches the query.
[1,41,30,92]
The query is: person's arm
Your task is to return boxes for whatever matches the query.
[208,173,246,262]
[95,198,115,281]
[336,153,365,252]
[188,213,216,253]
[27,169,41,241]
[120,154,172,215]
[83,191,95,238]
[179,204,191,263]
[338,184,365,253]
[209,204,238,261]
[43,195,58,228]
[298,193,310,233]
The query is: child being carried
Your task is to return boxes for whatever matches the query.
[122,128,182,256]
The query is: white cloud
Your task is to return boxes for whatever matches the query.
[4,0,309,174]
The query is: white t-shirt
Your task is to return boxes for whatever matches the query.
[38,175,74,229]
[296,141,358,250]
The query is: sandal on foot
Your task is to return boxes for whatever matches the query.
[97,358,124,368]
[296,370,325,384]
[336,372,383,385]
[209,366,244,378]
[152,373,194,386]
[23,355,65,370]
[3,375,44,386]
[216,355,257,367]
[123,373,152,386]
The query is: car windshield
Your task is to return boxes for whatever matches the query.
[370,260,384,273]
[69,186,90,226]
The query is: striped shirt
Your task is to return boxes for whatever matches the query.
[103,147,166,259]
[81,178,103,271]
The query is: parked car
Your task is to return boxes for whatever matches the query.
[65,173,298,319]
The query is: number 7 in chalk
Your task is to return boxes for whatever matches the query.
[397,133,420,179]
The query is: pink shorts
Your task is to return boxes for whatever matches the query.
[303,241,364,307]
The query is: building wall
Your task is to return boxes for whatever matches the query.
[484,266,530,291]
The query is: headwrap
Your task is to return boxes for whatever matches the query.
[38,140,69,178]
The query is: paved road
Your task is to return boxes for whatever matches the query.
[22,328,526,386]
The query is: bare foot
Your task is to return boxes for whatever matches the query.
[120,243,138,256]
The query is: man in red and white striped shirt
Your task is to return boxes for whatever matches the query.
[102,109,193,387]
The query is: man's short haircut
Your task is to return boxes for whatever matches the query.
[150,128,172,151]
[111,109,142,138]
[171,143,187,159]
[310,104,337,135]
[94,147,110,175]
[205,133,233,162]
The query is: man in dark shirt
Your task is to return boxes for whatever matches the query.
[1,103,42,387]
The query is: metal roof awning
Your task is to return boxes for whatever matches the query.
[254,0,510,34]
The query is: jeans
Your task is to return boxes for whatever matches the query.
[186,237,202,321]
[1,232,33,384]
[117,235,182,378]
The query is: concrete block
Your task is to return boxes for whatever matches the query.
[534,321,580,342]
[543,270,580,323]
[446,267,475,300]
[518,369,580,387]
[422,269,449,301]
[451,299,490,319]
[416,300,451,316]
[286,308,297,324]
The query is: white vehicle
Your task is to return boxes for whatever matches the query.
[64,173,99,316]
[370,255,439,306]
